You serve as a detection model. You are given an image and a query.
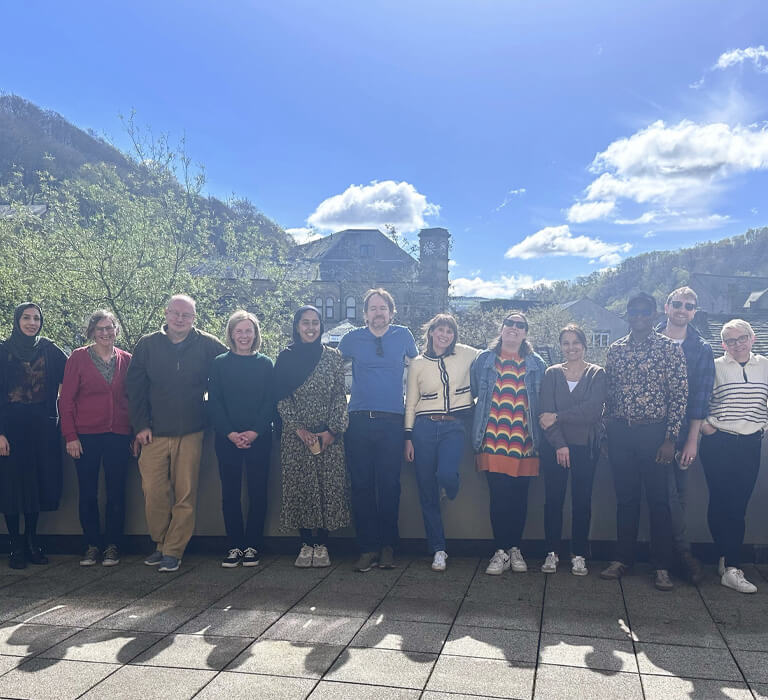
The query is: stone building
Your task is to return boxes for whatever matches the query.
[294,227,451,329]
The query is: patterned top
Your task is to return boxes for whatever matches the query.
[476,355,539,476]
[605,331,688,440]
[88,346,116,384]
[7,354,46,404]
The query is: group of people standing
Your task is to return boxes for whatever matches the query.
[0,285,765,595]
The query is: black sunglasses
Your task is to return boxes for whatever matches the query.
[374,336,384,356]
[670,300,696,311]
[626,307,655,318]
[503,320,527,330]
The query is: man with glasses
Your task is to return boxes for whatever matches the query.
[601,293,688,590]
[126,294,227,572]
[338,288,418,572]
[656,287,714,585]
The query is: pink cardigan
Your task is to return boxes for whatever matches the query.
[59,347,132,442]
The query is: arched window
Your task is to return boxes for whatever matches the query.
[325,297,334,319]
[345,296,356,320]
[314,297,323,310]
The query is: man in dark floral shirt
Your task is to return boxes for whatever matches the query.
[600,292,688,591]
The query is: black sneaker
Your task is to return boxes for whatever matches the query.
[222,548,244,568]
[26,539,48,565]
[80,545,100,567]
[242,547,260,567]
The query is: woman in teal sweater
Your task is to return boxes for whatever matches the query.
[208,310,274,568]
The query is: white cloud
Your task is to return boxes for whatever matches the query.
[568,120,768,228]
[448,260,458,267]
[504,225,632,265]
[714,46,768,73]
[306,180,439,233]
[614,210,729,230]
[495,188,527,211]
[451,274,554,298]
[566,200,616,223]
[286,227,324,244]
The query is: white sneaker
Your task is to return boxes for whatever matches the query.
[432,550,448,572]
[294,543,313,568]
[721,567,757,594]
[718,556,725,577]
[571,555,588,576]
[312,544,330,568]
[508,547,528,573]
[485,549,511,575]
[541,551,558,574]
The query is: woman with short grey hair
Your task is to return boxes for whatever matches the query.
[699,319,768,593]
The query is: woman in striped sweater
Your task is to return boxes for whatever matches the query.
[700,319,768,594]
[470,311,547,576]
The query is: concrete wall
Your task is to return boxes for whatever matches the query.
[6,432,768,556]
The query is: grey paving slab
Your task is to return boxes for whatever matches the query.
[14,596,134,626]
[0,577,74,600]
[177,607,282,637]
[36,628,165,664]
[640,674,753,699]
[350,618,451,654]
[261,612,365,645]
[389,581,468,601]
[291,592,382,617]
[541,605,632,641]
[720,624,768,652]
[0,596,50,623]
[324,647,437,689]
[443,625,539,663]
[215,586,307,611]
[196,671,316,699]
[374,596,462,624]
[466,576,545,606]
[227,639,344,678]
[426,654,535,698]
[543,585,625,612]
[130,632,253,670]
[310,680,421,699]
[0,653,22,674]
[455,600,542,632]
[92,603,205,633]
[534,664,643,700]
[0,622,81,657]
[538,632,637,673]
[422,693,503,700]
[0,657,120,699]
[731,649,768,684]
[312,577,395,599]
[81,664,216,699]
[751,683,768,699]
[66,578,161,600]
[628,610,727,648]
[636,641,742,681]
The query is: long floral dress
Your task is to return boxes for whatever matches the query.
[277,345,350,531]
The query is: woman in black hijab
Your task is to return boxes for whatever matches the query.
[0,303,68,568]
[274,306,349,568]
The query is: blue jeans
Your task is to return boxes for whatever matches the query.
[345,412,404,553]
[411,416,465,553]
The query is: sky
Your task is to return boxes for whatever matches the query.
[2,1,768,297]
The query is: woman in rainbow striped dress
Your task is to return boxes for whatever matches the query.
[470,311,547,575]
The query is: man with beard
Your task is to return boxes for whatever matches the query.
[339,288,417,572]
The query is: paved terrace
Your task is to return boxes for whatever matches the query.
[0,554,767,699]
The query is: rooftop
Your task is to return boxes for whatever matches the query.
[0,553,764,698]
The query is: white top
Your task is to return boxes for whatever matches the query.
[706,352,768,435]
[566,380,579,392]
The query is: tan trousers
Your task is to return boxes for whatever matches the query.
[138,432,204,559]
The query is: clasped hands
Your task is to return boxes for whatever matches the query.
[228,430,260,449]
[296,428,335,452]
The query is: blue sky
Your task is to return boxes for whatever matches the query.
[2,1,768,296]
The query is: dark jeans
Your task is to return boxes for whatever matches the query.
[345,412,404,553]
[75,433,131,548]
[486,471,530,551]
[667,464,690,555]
[411,416,466,553]
[699,429,762,569]
[606,420,674,570]
[215,432,271,551]
[541,442,597,557]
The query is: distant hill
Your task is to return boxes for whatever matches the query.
[525,226,768,312]
[0,93,291,252]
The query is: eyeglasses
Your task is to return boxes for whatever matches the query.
[503,320,527,330]
[167,310,194,321]
[626,308,654,318]
[374,336,384,356]
[670,301,696,311]
[94,325,116,334]
[724,334,751,347]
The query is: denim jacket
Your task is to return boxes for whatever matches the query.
[470,348,547,453]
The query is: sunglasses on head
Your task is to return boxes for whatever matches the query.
[374,336,384,356]
[670,300,696,311]
[503,320,527,330]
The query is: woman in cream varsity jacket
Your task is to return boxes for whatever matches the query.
[404,314,479,572]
